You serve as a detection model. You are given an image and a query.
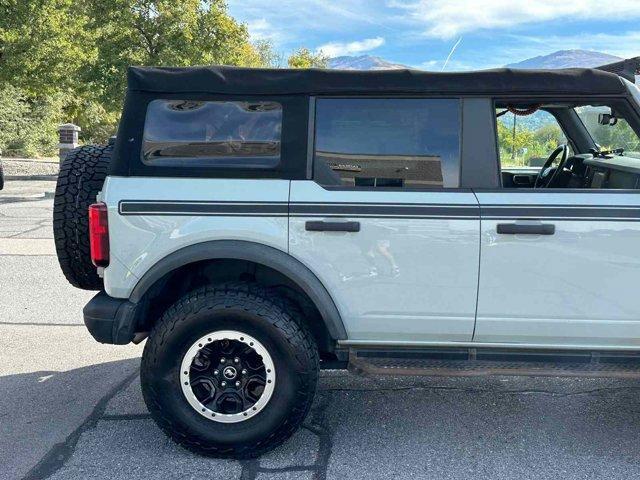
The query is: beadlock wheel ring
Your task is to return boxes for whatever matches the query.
[180,330,276,423]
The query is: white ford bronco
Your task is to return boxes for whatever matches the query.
[54,59,640,457]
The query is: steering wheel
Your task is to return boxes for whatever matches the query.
[534,144,569,188]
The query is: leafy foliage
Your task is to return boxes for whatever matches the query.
[287,48,329,69]
[497,111,567,167]
[0,85,64,157]
[84,0,258,112]
[0,0,93,97]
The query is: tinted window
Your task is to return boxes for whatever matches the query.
[314,98,460,188]
[143,100,282,167]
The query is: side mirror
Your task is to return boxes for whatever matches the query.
[598,112,618,126]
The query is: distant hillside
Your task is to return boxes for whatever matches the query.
[329,50,624,72]
[328,55,409,70]
[506,49,621,69]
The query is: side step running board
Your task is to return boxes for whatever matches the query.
[347,348,640,379]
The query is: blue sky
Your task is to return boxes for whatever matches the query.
[227,0,640,70]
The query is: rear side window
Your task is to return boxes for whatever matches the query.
[142,100,282,167]
[313,98,461,188]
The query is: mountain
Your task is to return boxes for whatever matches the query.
[329,50,624,72]
[328,55,409,70]
[505,49,621,69]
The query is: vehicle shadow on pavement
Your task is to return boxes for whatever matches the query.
[9,367,640,480]
[1,358,140,480]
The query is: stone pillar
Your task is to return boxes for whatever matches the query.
[58,123,81,163]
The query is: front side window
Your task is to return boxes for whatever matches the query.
[495,102,640,190]
[313,98,461,188]
[143,100,282,167]
[576,105,640,159]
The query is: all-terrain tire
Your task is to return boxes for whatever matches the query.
[141,282,320,458]
[53,144,112,290]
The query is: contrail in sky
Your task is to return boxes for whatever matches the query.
[442,37,463,71]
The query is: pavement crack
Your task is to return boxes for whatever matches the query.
[21,368,140,480]
[259,465,318,473]
[101,413,152,421]
[304,391,333,480]
[239,459,259,480]
[7,226,43,238]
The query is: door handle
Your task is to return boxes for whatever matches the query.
[305,220,360,232]
[496,223,555,235]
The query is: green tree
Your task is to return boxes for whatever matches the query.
[240,40,281,68]
[497,120,536,166]
[0,85,63,157]
[287,48,328,69]
[0,0,91,156]
[85,0,261,113]
[0,0,93,96]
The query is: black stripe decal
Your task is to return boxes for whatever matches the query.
[482,206,640,219]
[118,201,640,221]
[482,203,640,208]
[290,203,478,218]
[120,201,288,216]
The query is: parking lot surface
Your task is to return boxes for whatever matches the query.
[2,179,640,480]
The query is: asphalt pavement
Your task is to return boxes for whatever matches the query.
[2,178,640,480]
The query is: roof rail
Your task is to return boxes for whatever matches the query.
[596,56,640,82]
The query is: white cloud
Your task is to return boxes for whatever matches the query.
[245,18,290,45]
[317,37,385,57]
[391,0,640,39]
[419,60,439,68]
[246,18,271,39]
[229,0,394,42]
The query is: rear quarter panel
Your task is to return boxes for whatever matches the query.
[100,176,290,298]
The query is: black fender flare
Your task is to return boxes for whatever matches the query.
[129,240,348,340]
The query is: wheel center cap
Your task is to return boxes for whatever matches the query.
[222,366,237,380]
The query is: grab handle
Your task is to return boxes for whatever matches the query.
[305,221,361,232]
[497,223,555,235]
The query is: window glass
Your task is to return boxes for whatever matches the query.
[576,106,640,159]
[496,103,640,190]
[497,109,569,168]
[314,98,461,188]
[143,100,282,167]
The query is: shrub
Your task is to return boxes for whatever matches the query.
[0,85,63,157]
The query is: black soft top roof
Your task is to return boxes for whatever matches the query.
[127,65,627,96]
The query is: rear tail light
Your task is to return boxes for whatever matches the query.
[88,202,110,267]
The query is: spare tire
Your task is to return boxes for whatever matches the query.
[53,144,112,290]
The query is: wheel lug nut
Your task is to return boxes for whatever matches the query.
[235,381,240,387]
[234,357,240,364]
[214,370,219,375]
[220,357,226,363]
[242,369,247,375]
[221,381,226,387]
